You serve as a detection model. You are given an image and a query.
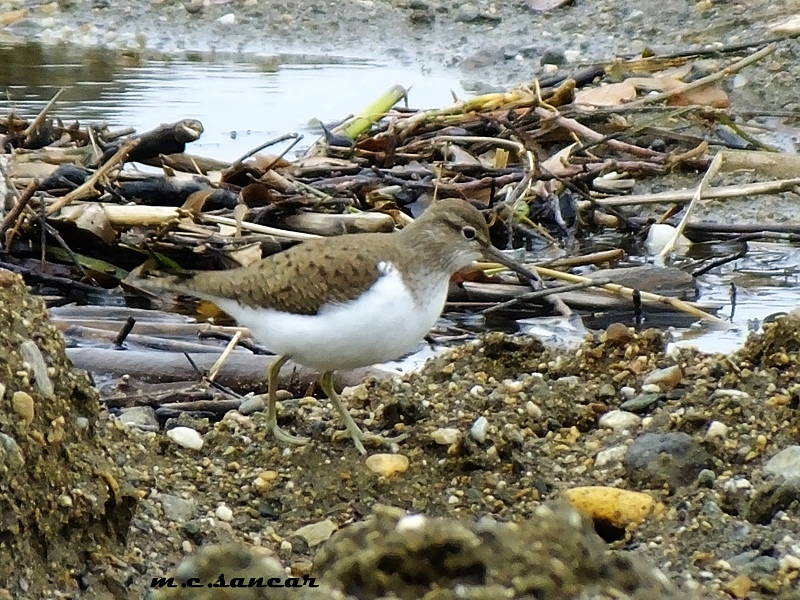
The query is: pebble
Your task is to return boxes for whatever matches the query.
[158,494,196,522]
[724,574,752,599]
[215,504,233,522]
[470,417,489,443]
[166,426,204,450]
[765,445,800,480]
[341,384,369,400]
[697,469,716,488]
[598,410,641,431]
[705,420,729,439]
[293,519,337,547]
[12,391,34,426]
[502,379,524,394]
[643,365,682,390]
[620,393,662,414]
[595,445,628,467]
[624,432,710,489]
[431,428,460,445]
[118,406,158,429]
[604,322,633,345]
[0,433,24,470]
[641,383,661,394]
[19,340,54,398]
[597,383,616,399]
[563,486,657,529]
[526,401,542,418]
[237,396,265,415]
[365,453,409,476]
[216,12,235,24]
[0,382,5,400]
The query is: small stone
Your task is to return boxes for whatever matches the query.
[526,401,542,418]
[540,48,567,66]
[641,383,661,393]
[159,494,196,522]
[706,421,729,439]
[643,365,682,390]
[598,410,641,431]
[503,379,523,394]
[215,504,233,522]
[431,428,460,445]
[166,426,204,450]
[237,396,265,415]
[12,391,34,426]
[595,445,628,467]
[563,486,658,529]
[0,382,5,400]
[341,384,369,400]
[19,340,53,398]
[724,574,751,598]
[0,433,25,470]
[293,519,337,547]
[620,393,662,414]
[365,453,409,477]
[624,432,711,490]
[280,540,293,553]
[118,406,158,429]
[597,383,616,399]
[216,12,234,24]
[697,469,716,487]
[470,416,489,444]
[765,445,800,480]
[57,494,73,507]
[604,322,633,345]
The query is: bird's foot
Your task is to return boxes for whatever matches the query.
[267,418,310,446]
[331,427,409,455]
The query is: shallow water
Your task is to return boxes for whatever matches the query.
[2,42,799,356]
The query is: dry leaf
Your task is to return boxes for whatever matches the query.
[667,83,729,108]
[574,81,637,106]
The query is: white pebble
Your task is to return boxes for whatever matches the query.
[167,427,204,450]
[215,504,233,521]
[641,383,661,393]
[280,540,293,553]
[526,401,542,418]
[217,12,235,24]
[431,428,460,445]
[396,514,426,532]
[470,416,489,444]
[706,421,729,439]
[595,445,628,467]
[503,379,524,394]
[447,495,460,505]
[469,385,485,396]
[598,410,641,431]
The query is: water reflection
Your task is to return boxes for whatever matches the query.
[0,42,465,160]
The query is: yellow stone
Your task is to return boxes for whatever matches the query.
[365,453,409,477]
[563,486,658,529]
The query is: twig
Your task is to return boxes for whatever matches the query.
[625,43,777,108]
[201,214,320,241]
[207,330,243,382]
[114,317,136,348]
[534,265,727,325]
[0,179,38,249]
[23,87,66,145]
[232,132,302,166]
[46,138,141,216]
[482,278,611,315]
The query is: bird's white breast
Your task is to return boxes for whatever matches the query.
[212,262,449,371]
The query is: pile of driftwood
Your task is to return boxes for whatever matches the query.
[1,40,798,413]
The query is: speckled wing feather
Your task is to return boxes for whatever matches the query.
[149,233,401,316]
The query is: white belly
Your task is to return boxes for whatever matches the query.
[213,264,449,371]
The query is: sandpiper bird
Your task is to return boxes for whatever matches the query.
[138,199,532,454]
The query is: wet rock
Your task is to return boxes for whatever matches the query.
[119,405,158,429]
[764,445,800,480]
[540,48,567,65]
[314,503,683,599]
[0,270,136,598]
[745,476,800,524]
[365,453,409,476]
[624,432,711,490]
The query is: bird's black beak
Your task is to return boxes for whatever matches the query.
[482,245,539,283]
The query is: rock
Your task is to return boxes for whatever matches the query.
[745,476,800,524]
[118,405,158,429]
[697,469,716,488]
[365,453,409,476]
[314,503,682,599]
[764,445,800,480]
[455,3,478,22]
[724,574,752,599]
[604,322,633,345]
[706,420,729,439]
[624,432,711,490]
[563,486,658,530]
[11,391,34,426]
[597,383,616,399]
[0,432,25,470]
[595,444,628,467]
[431,427,460,445]
[157,494,196,522]
[598,409,641,431]
[470,416,489,443]
[167,426,204,450]
[216,12,234,24]
[540,48,567,65]
[294,519,338,547]
[237,396,265,415]
[215,504,233,522]
[19,340,54,398]
[620,393,663,413]
[643,365,682,390]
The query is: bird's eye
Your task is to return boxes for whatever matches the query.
[462,226,477,240]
